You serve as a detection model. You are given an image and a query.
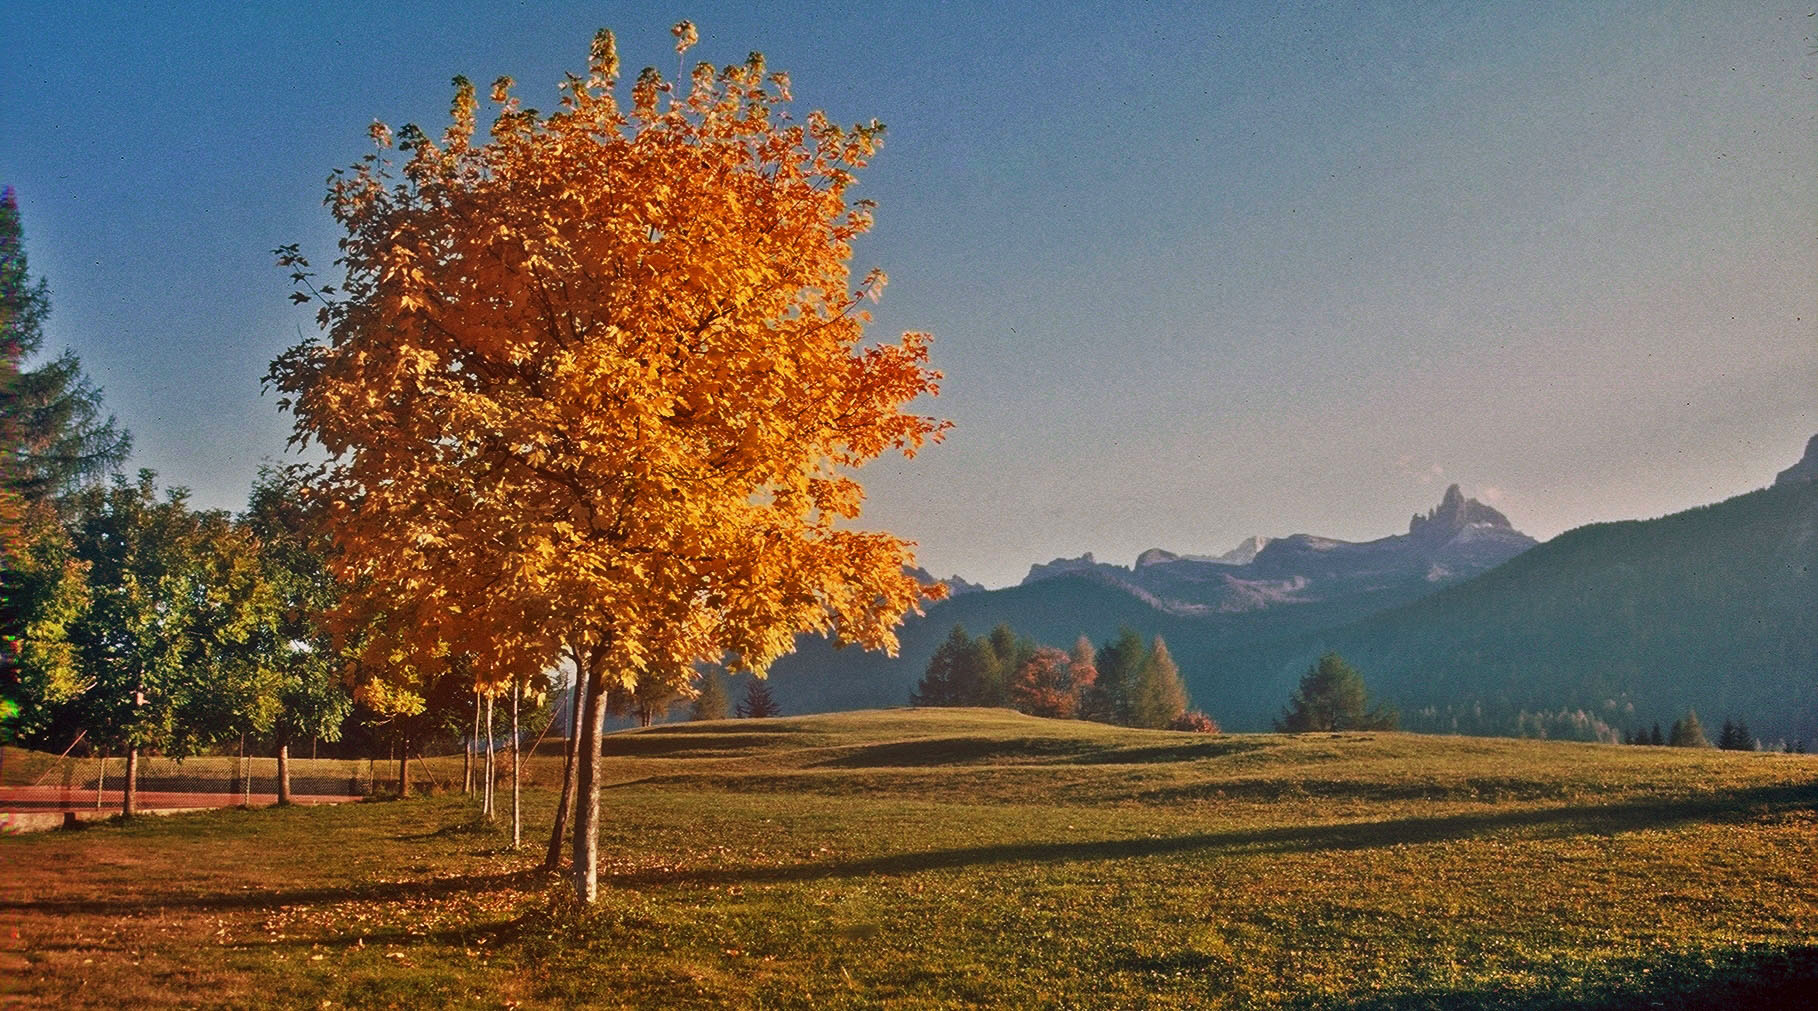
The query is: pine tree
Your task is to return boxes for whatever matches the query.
[912,626,973,706]
[1276,653,1397,732]
[737,677,782,719]
[2,186,131,737]
[690,669,730,721]
[1668,709,1710,748]
[1090,627,1147,725]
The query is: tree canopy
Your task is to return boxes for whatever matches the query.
[1276,653,1398,733]
[268,24,945,903]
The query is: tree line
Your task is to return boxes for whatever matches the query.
[910,623,1218,732]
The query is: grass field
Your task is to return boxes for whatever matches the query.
[4,708,1816,1009]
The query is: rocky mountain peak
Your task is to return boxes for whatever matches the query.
[1775,434,1818,487]
[1409,484,1513,541]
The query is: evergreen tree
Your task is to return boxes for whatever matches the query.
[1649,723,1664,746]
[1717,718,1754,751]
[737,676,782,719]
[0,187,130,509]
[690,668,730,721]
[1276,653,1398,732]
[1090,627,1147,725]
[1,186,131,740]
[1668,709,1710,748]
[983,623,1031,706]
[1128,637,1189,729]
[912,625,974,706]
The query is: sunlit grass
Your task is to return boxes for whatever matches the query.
[5,708,1815,1008]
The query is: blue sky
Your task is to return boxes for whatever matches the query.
[5,1,1814,587]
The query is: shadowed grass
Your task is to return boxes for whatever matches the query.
[5,708,1817,1009]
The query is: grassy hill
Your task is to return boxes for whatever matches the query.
[6,708,1816,1008]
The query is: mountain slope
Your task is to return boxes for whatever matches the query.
[769,485,1536,727]
[1314,479,1818,744]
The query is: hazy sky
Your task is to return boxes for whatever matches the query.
[5,1,1814,588]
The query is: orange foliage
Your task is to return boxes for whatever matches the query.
[269,28,948,701]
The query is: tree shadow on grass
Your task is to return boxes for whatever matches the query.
[1293,944,1818,1010]
[10,783,1813,921]
[2,865,551,918]
[599,782,1816,888]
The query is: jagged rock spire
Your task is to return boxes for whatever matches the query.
[1409,484,1512,540]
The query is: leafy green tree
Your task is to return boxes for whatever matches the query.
[67,472,279,815]
[1128,637,1190,730]
[1276,653,1398,732]
[737,676,782,719]
[690,668,731,721]
[1668,709,1710,748]
[242,465,353,803]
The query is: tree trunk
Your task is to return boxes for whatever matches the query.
[544,655,586,872]
[483,692,496,819]
[465,689,478,795]
[510,679,522,848]
[398,731,409,798]
[234,734,246,803]
[122,744,139,818]
[571,670,609,904]
[276,740,293,806]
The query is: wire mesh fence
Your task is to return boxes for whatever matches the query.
[0,745,375,815]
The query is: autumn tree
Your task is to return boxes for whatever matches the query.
[1128,637,1189,730]
[268,24,945,904]
[690,668,730,721]
[1276,653,1397,733]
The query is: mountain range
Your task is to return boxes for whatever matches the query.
[766,436,1818,745]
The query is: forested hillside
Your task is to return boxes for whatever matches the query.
[1316,480,1818,745]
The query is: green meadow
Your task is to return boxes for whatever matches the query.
[5,708,1816,1009]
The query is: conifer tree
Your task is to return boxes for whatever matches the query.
[1669,709,1710,748]
[737,677,782,719]
[1128,636,1189,730]
[690,668,730,721]
[1276,652,1397,732]
[1090,627,1147,725]
[1,186,131,742]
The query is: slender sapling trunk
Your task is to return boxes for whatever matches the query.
[510,679,521,848]
[571,669,610,904]
[544,658,585,871]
